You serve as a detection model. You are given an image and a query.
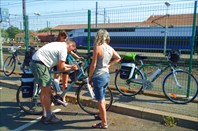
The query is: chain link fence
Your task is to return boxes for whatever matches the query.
[6,1,198,93]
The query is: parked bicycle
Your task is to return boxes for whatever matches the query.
[16,53,113,115]
[114,50,198,104]
[3,44,22,76]
[3,44,36,76]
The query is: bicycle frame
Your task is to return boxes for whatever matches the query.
[138,61,170,82]
[50,57,90,98]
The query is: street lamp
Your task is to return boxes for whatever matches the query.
[34,12,40,32]
[34,12,40,47]
[164,1,171,54]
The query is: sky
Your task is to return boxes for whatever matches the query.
[0,0,196,30]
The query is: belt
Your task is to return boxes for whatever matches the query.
[32,60,45,65]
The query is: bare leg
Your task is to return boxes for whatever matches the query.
[62,74,69,102]
[54,73,61,81]
[40,86,52,118]
[98,99,107,126]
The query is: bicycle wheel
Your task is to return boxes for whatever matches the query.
[77,83,113,115]
[115,68,144,96]
[3,56,16,76]
[16,84,43,115]
[163,70,198,104]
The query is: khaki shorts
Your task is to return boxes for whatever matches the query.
[30,61,51,87]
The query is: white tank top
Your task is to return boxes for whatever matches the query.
[92,43,113,78]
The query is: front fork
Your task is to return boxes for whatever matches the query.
[172,69,182,88]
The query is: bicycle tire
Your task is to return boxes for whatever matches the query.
[163,70,198,104]
[77,83,113,115]
[3,56,16,76]
[16,85,43,115]
[114,68,144,96]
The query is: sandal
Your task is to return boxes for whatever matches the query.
[94,114,102,120]
[92,123,108,129]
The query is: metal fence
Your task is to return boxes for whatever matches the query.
[6,1,198,93]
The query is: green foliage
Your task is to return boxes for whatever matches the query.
[38,27,52,33]
[0,29,9,39]
[163,116,177,127]
[6,26,20,39]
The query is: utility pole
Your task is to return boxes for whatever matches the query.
[0,0,2,69]
[22,0,29,51]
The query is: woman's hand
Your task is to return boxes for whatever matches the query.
[88,77,92,85]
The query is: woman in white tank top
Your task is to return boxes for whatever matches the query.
[88,29,121,129]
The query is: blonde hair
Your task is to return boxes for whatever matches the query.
[67,39,76,48]
[94,29,110,46]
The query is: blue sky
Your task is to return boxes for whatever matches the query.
[0,0,195,30]
[2,0,187,16]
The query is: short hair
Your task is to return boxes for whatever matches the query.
[56,31,68,41]
[94,29,110,46]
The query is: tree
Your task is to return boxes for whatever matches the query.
[1,29,9,39]
[6,26,20,39]
[38,27,52,33]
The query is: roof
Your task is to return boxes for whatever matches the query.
[144,14,198,27]
[51,13,198,31]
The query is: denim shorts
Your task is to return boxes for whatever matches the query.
[30,61,51,87]
[92,72,110,101]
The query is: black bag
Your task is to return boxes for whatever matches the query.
[23,47,36,67]
[168,49,181,63]
[120,66,132,79]
[21,73,34,98]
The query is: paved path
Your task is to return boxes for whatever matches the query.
[0,83,195,131]
[0,72,197,130]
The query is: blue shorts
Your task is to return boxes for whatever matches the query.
[92,72,110,101]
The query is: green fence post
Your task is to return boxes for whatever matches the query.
[87,10,91,54]
[24,15,29,51]
[187,1,197,97]
[0,25,2,69]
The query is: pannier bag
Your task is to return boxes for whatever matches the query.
[21,73,34,98]
[120,63,136,79]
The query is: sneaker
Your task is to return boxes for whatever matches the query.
[43,114,62,124]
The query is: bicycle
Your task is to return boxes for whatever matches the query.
[114,50,198,104]
[3,44,23,76]
[3,44,36,76]
[16,53,113,115]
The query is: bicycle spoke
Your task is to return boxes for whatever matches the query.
[163,71,198,104]
[115,69,144,96]
[77,83,113,115]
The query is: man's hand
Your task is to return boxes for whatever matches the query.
[71,65,78,70]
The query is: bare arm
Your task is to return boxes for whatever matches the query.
[57,60,77,71]
[88,45,102,79]
[70,51,82,59]
[108,49,121,68]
